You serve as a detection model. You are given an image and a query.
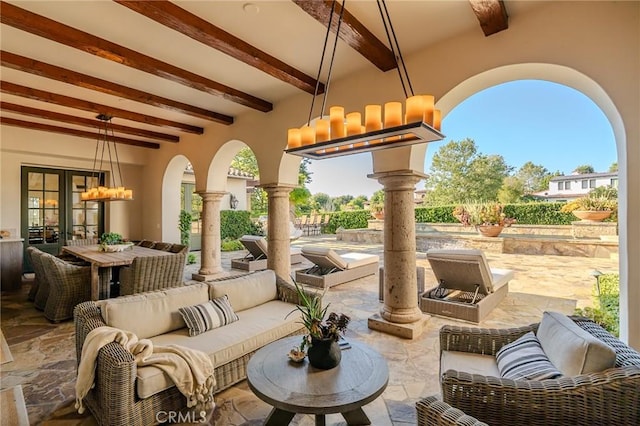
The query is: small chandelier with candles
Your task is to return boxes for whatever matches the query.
[285,0,444,159]
[81,114,134,201]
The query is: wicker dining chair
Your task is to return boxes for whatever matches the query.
[137,240,156,248]
[168,244,188,254]
[30,248,51,311]
[119,252,186,295]
[66,238,99,246]
[41,253,92,322]
[152,241,172,251]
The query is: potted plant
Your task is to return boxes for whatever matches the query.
[453,201,516,237]
[98,232,133,252]
[289,280,350,369]
[560,189,617,222]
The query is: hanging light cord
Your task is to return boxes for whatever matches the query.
[307,0,346,125]
[377,0,414,98]
[107,118,124,188]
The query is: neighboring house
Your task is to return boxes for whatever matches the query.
[533,172,618,202]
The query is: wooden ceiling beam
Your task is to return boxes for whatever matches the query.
[0,1,272,112]
[468,0,509,37]
[1,102,179,142]
[1,51,232,125]
[292,0,397,72]
[0,116,160,149]
[115,0,324,95]
[1,81,204,134]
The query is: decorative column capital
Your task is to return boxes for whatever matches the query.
[196,190,226,201]
[367,170,426,191]
[260,184,296,198]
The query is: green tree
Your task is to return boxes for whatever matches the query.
[347,195,368,210]
[312,193,332,211]
[498,176,524,204]
[540,170,563,192]
[332,195,354,211]
[426,138,511,204]
[609,162,618,172]
[516,161,550,194]
[573,164,595,174]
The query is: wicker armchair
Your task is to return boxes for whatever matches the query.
[416,317,640,426]
[73,274,310,426]
[41,253,92,322]
[26,246,44,303]
[119,252,186,295]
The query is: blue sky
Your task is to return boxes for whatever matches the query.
[306,80,617,198]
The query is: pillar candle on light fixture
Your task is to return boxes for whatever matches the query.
[433,109,442,131]
[422,95,435,126]
[365,105,382,132]
[287,128,302,149]
[300,125,315,146]
[384,102,402,128]
[405,95,424,123]
[315,119,330,142]
[346,112,362,136]
[329,106,345,139]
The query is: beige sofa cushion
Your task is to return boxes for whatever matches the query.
[209,270,277,312]
[440,350,500,378]
[101,284,209,339]
[137,300,302,398]
[537,311,616,376]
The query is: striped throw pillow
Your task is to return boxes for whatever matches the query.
[178,295,239,336]
[496,331,563,380]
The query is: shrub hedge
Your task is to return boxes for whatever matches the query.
[574,273,619,336]
[221,210,263,240]
[299,202,608,234]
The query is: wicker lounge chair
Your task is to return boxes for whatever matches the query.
[294,246,379,289]
[41,253,91,322]
[231,235,304,271]
[416,315,640,426]
[420,249,513,323]
[119,252,186,295]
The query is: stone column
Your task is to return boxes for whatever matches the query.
[263,184,295,281]
[192,191,225,281]
[367,170,429,339]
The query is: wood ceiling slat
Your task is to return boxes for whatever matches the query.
[0,51,232,125]
[1,81,204,134]
[292,0,397,72]
[0,102,179,142]
[115,0,325,96]
[0,1,273,112]
[468,0,509,37]
[0,116,160,149]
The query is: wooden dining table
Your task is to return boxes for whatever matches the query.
[61,244,173,300]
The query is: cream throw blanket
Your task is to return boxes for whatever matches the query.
[75,326,215,414]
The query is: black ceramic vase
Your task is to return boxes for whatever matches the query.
[307,337,341,369]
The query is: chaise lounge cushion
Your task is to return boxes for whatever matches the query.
[137,300,301,399]
[99,284,209,339]
[300,246,379,270]
[209,270,277,312]
[537,311,616,376]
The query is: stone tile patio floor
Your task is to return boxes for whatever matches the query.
[0,235,618,425]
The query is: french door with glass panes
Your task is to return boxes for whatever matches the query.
[21,166,104,271]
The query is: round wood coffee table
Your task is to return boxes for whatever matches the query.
[247,335,389,426]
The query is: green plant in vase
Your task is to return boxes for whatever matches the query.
[288,280,350,369]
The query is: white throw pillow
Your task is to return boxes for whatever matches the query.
[536,311,616,376]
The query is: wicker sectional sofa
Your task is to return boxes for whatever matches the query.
[416,314,640,426]
[74,270,307,426]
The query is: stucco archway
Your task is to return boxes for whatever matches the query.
[161,155,192,243]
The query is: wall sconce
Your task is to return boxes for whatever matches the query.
[230,194,239,210]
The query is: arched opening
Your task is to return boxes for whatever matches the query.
[161,155,192,244]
